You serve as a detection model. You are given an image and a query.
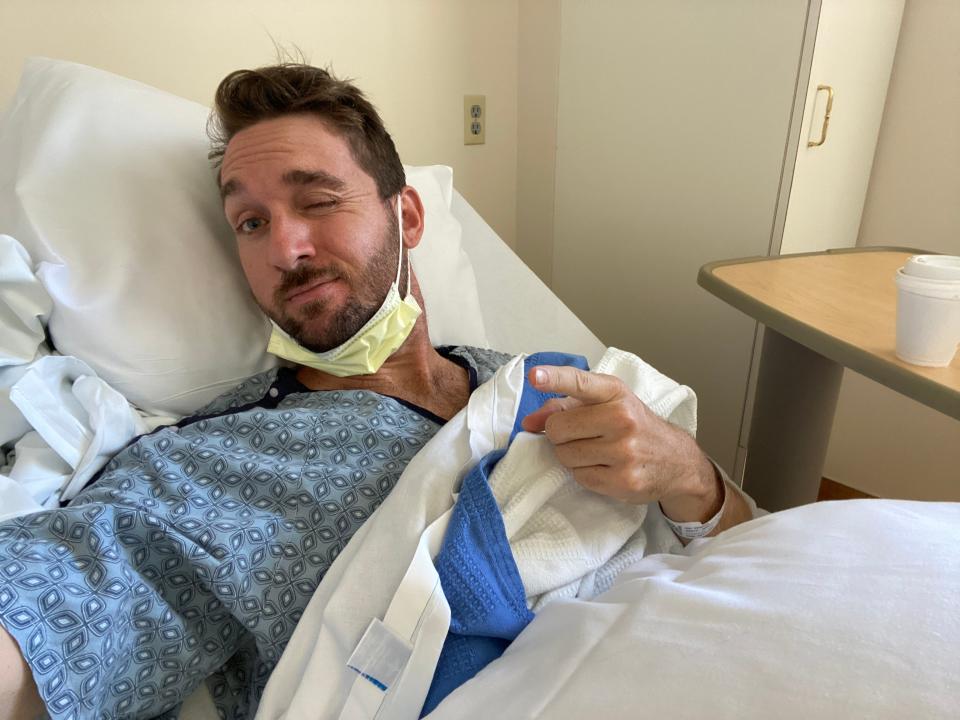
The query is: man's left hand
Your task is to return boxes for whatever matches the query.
[520,364,722,523]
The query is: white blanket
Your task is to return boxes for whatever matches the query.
[429,499,960,720]
[255,347,717,720]
[0,234,176,518]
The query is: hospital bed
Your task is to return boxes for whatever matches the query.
[0,59,958,720]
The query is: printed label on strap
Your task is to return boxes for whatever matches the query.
[346,618,414,692]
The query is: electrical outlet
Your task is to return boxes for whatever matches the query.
[464,95,485,145]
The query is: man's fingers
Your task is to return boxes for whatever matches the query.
[529,365,624,405]
[521,396,581,433]
[570,466,626,501]
[571,466,654,505]
[541,400,638,445]
[553,437,619,469]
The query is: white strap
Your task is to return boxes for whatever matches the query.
[338,508,453,720]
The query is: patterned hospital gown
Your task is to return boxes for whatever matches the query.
[0,346,511,720]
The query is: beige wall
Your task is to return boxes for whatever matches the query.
[0,0,519,248]
[516,0,560,285]
[548,0,811,474]
[823,0,960,500]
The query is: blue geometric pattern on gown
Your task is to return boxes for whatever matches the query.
[0,346,510,720]
[422,351,589,715]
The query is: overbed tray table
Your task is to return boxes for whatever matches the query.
[698,247,960,511]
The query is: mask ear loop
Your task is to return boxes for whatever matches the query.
[396,193,412,298]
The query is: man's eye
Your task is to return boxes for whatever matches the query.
[238,217,266,234]
[306,199,338,210]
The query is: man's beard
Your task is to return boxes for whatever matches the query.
[268,217,404,353]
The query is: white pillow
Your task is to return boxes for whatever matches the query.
[405,165,488,352]
[0,57,487,416]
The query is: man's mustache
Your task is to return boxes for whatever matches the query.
[274,264,341,306]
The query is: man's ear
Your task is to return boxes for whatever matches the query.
[399,185,425,250]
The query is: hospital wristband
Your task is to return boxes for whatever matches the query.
[660,460,728,540]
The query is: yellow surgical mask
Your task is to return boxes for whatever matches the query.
[266,194,422,377]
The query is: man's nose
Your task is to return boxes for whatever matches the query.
[268,215,316,270]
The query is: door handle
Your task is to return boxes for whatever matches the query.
[808,85,834,148]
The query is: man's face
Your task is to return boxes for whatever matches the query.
[220,115,399,352]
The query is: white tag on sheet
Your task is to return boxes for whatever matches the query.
[346,618,414,692]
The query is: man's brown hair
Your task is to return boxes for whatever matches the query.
[208,63,405,200]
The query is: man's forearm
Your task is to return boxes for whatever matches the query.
[0,625,44,720]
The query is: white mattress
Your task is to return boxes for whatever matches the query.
[452,192,606,364]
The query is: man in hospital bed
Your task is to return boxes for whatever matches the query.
[0,63,753,719]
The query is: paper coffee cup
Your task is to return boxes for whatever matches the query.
[895,258,960,367]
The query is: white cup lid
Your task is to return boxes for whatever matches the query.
[902,255,960,281]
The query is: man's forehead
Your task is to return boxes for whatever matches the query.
[218,116,366,197]
[220,168,347,201]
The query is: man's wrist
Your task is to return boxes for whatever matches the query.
[659,451,724,524]
[661,480,727,540]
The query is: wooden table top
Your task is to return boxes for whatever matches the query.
[699,247,960,421]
